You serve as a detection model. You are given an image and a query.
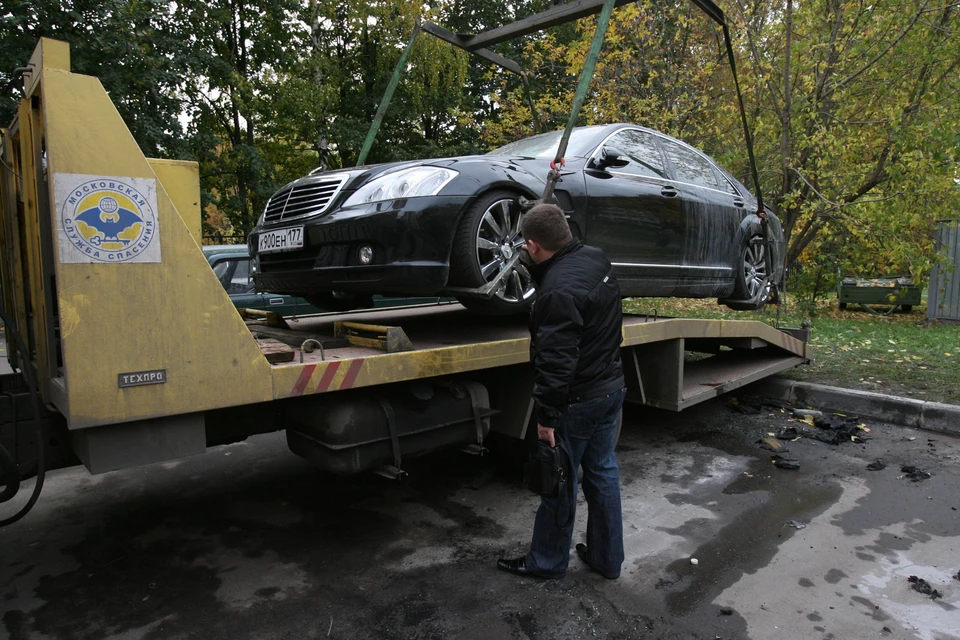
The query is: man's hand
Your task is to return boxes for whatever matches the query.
[537,424,555,447]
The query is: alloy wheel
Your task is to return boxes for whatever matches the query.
[743,240,768,299]
[475,198,536,304]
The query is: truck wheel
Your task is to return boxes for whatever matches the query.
[449,191,536,316]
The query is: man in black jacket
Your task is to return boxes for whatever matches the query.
[497,203,626,580]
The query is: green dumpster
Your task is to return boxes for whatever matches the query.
[837,276,922,314]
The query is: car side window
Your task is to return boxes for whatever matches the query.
[720,174,741,196]
[213,258,255,294]
[231,259,255,294]
[605,130,668,179]
[660,139,720,189]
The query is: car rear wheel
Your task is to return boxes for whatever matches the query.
[729,234,770,309]
[450,190,536,315]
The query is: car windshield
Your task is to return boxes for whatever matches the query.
[487,127,605,159]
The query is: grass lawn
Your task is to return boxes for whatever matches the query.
[623,296,960,406]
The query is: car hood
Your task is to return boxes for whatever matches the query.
[285,154,573,194]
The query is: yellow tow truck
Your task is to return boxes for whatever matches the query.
[0,39,808,523]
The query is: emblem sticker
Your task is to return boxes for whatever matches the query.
[118,369,167,388]
[54,173,161,263]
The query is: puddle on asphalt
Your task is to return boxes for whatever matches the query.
[627,404,847,618]
[663,470,842,616]
[629,399,960,637]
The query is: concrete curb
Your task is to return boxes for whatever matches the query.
[746,377,960,437]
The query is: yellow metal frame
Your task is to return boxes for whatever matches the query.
[2,39,274,428]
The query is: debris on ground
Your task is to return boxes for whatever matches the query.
[811,414,870,444]
[776,426,800,440]
[792,409,823,420]
[719,608,734,616]
[758,436,788,452]
[954,570,960,582]
[772,455,801,470]
[901,465,932,482]
[908,576,943,599]
[786,413,872,446]
[784,520,807,530]
[866,460,887,471]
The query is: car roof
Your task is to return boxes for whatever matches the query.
[202,244,249,259]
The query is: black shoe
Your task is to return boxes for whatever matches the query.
[496,556,563,579]
[575,544,620,580]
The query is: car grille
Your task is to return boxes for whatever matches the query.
[262,174,348,224]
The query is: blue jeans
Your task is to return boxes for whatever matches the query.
[525,388,626,578]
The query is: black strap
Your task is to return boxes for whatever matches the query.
[554,439,576,530]
[721,22,765,215]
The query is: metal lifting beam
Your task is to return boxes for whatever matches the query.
[434,0,637,51]
[419,23,523,75]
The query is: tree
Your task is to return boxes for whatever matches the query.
[479,2,732,149]
[176,0,306,235]
[728,0,960,272]
[0,0,189,157]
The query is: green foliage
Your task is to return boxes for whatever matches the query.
[176,0,306,235]
[725,0,960,285]
[0,0,190,157]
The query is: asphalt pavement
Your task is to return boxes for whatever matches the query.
[1,396,957,640]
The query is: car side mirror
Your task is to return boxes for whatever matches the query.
[591,146,630,171]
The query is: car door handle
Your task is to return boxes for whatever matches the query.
[733,198,745,208]
[269,298,285,305]
[660,186,679,198]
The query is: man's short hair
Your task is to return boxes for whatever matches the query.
[520,203,572,252]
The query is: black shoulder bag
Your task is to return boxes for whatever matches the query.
[523,438,575,528]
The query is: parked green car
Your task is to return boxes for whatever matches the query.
[203,245,446,315]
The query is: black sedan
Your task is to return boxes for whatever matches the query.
[250,124,783,315]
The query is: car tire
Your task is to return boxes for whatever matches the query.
[729,233,770,309]
[449,190,536,315]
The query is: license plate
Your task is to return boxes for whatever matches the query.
[258,226,304,254]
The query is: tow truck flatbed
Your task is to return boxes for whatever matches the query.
[0,39,808,507]
[252,304,806,406]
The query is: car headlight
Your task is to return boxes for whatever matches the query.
[342,166,458,207]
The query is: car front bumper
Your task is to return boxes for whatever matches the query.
[251,195,472,296]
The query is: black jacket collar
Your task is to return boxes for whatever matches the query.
[529,238,582,284]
